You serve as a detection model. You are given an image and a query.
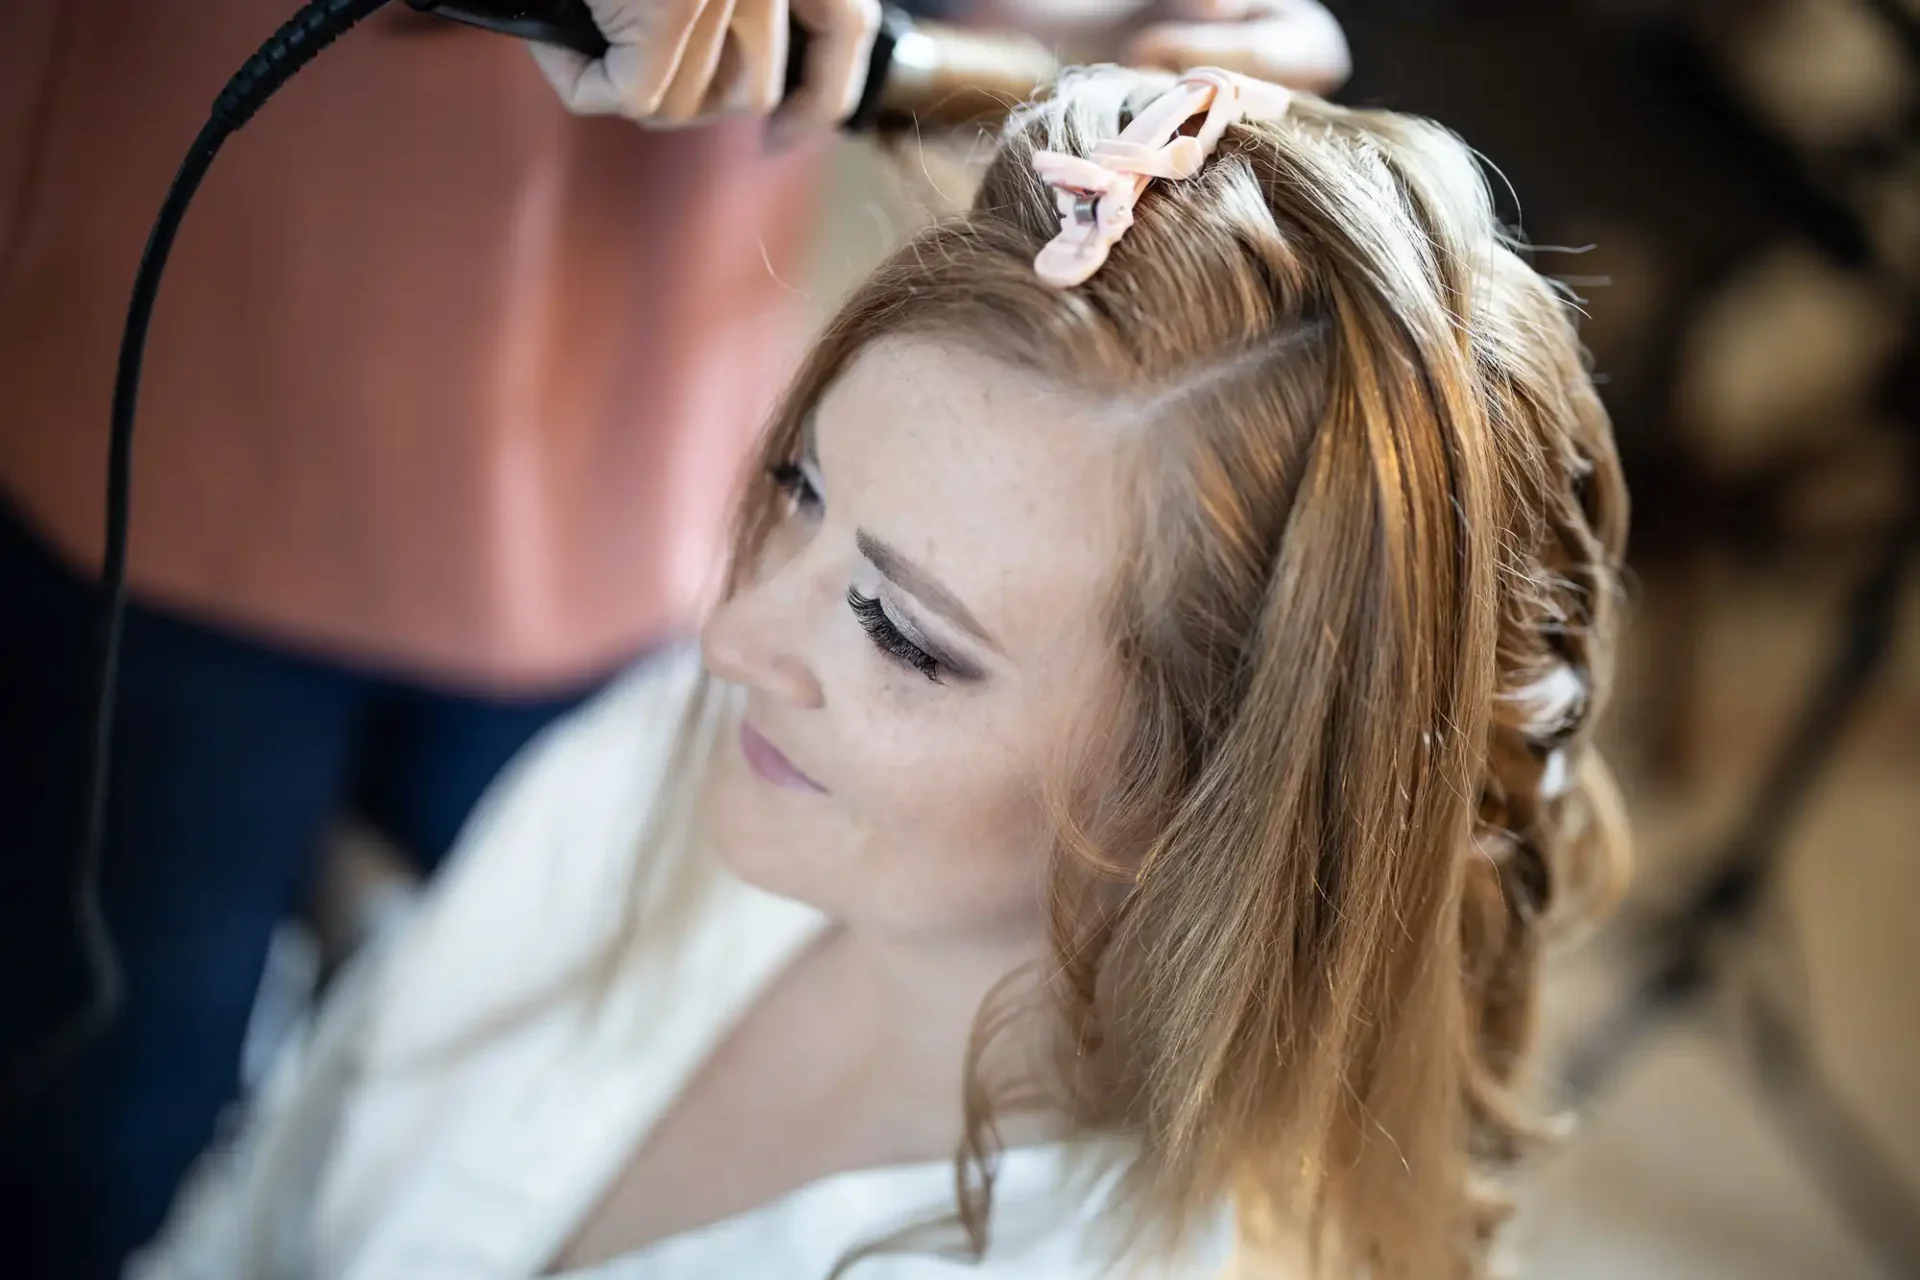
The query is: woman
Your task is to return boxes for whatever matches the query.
[137,63,1627,1280]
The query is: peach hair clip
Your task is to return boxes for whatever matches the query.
[1032,68,1294,289]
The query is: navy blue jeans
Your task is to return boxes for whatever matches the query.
[0,502,609,1279]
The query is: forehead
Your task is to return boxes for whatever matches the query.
[812,338,1129,659]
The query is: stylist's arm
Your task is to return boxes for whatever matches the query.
[528,0,882,131]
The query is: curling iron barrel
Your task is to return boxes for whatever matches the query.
[405,0,1060,132]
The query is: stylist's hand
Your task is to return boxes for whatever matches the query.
[530,0,882,132]
[1125,0,1350,94]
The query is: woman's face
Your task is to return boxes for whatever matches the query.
[700,338,1128,946]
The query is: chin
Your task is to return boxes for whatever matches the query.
[698,747,841,914]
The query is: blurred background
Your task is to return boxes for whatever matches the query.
[803,0,1920,1275]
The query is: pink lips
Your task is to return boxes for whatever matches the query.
[739,721,826,794]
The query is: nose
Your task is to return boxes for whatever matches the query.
[701,572,825,711]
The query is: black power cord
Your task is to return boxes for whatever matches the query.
[3,0,400,1108]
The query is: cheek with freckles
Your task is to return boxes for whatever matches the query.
[834,704,1059,935]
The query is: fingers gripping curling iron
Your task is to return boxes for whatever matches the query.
[408,0,1058,131]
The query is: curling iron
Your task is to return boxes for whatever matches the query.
[409,0,1059,132]
[5,0,1056,1102]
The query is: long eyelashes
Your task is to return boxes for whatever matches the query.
[847,588,942,683]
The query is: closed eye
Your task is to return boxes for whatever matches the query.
[848,587,942,682]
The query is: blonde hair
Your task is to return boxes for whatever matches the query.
[713,67,1628,1278]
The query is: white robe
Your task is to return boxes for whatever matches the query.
[130,651,1233,1280]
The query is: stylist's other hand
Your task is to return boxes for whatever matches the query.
[1125,0,1350,94]
[529,0,882,132]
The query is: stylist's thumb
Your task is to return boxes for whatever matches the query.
[529,0,716,119]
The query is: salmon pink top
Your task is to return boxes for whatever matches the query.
[0,0,821,692]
